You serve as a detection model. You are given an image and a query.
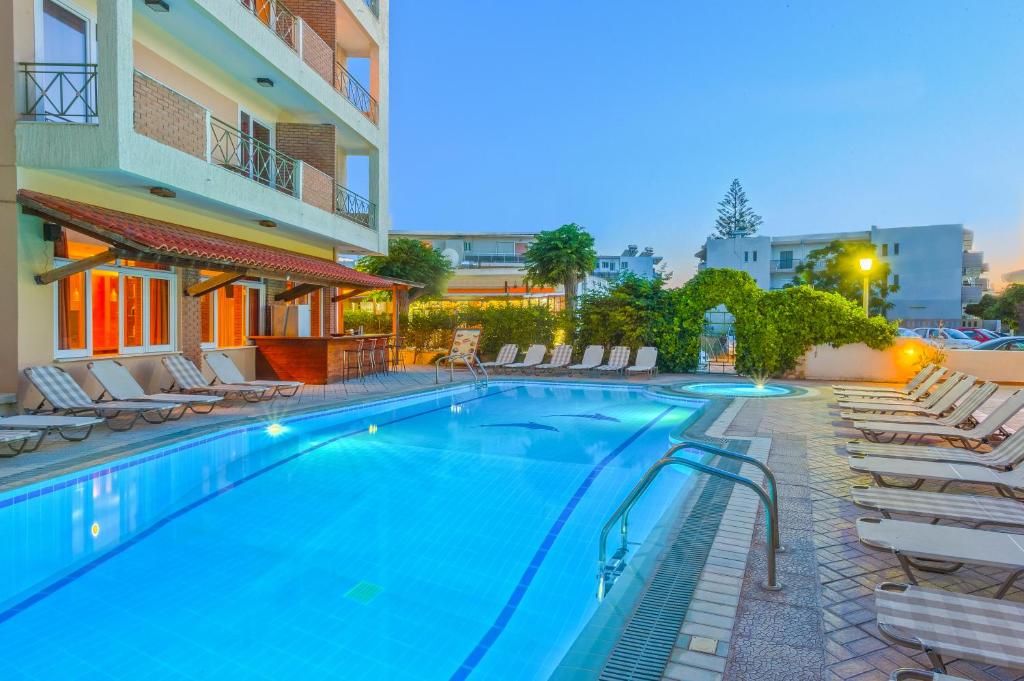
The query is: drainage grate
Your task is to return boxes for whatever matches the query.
[598,458,741,681]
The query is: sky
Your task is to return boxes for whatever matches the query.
[387,1,1024,287]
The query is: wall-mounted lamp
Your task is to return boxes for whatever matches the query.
[145,0,170,12]
[256,77,274,88]
[42,222,63,242]
[150,187,176,198]
[258,220,277,228]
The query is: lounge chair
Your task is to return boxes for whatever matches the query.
[480,344,518,372]
[852,485,1024,531]
[890,670,968,681]
[89,360,222,414]
[535,345,573,372]
[847,454,1024,494]
[835,366,948,403]
[595,346,630,374]
[875,582,1024,672]
[846,381,995,428]
[837,372,972,415]
[626,347,658,377]
[504,344,546,372]
[858,517,1024,598]
[204,351,303,397]
[0,414,103,448]
[24,365,183,431]
[162,355,269,402]
[834,364,936,396]
[0,429,43,457]
[847,423,1024,469]
[851,386,1020,448]
[567,345,604,373]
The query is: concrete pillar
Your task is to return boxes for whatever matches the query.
[179,268,203,365]
[0,0,18,392]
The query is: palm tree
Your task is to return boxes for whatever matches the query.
[523,223,597,309]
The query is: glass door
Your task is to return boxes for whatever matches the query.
[38,0,94,121]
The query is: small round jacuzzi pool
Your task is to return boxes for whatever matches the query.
[668,381,805,398]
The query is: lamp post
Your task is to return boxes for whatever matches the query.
[859,257,874,315]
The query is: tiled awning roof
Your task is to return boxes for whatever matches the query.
[18,190,409,290]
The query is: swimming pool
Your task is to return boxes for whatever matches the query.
[0,383,703,680]
[669,381,802,398]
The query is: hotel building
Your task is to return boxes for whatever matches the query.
[1,0,400,402]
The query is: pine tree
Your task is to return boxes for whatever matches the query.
[713,179,763,238]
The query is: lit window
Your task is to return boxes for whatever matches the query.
[199,279,265,349]
[56,271,86,352]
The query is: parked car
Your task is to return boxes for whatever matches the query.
[955,327,1000,342]
[971,336,1024,351]
[896,327,919,338]
[911,327,980,349]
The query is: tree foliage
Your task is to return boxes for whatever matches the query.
[400,303,558,360]
[356,238,454,302]
[964,284,1024,332]
[523,223,597,309]
[789,240,898,316]
[712,179,763,238]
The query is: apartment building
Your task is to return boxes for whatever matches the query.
[0,0,399,398]
[699,224,990,326]
[592,246,664,283]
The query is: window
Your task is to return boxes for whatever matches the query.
[54,259,176,359]
[744,251,749,262]
[893,242,900,255]
[778,250,793,269]
[892,273,900,287]
[881,244,888,256]
[752,251,758,262]
[621,262,629,270]
[463,241,472,251]
[199,280,265,350]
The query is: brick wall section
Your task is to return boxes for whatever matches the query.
[302,25,334,84]
[133,72,206,159]
[325,288,337,334]
[288,0,336,84]
[179,268,203,365]
[300,163,334,213]
[276,123,336,176]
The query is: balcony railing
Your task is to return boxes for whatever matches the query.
[363,0,380,17]
[335,62,379,124]
[19,62,97,123]
[209,116,297,197]
[239,0,298,50]
[770,258,803,271]
[335,183,377,231]
[462,254,526,267]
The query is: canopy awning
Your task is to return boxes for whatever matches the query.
[18,189,412,291]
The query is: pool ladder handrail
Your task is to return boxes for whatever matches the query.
[434,352,489,388]
[596,440,782,600]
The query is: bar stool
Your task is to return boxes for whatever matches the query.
[342,339,367,392]
[373,337,389,376]
[390,336,406,372]
[363,337,381,379]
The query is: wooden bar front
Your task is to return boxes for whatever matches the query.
[250,334,392,385]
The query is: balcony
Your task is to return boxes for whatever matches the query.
[18,63,97,123]
[770,258,803,272]
[461,254,527,267]
[963,251,987,271]
[962,284,984,305]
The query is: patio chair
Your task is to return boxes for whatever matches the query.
[837,372,972,415]
[889,670,969,681]
[204,351,303,397]
[875,582,1024,672]
[504,344,546,372]
[835,366,948,403]
[847,423,1024,469]
[594,346,631,374]
[857,517,1024,598]
[851,386,1019,448]
[567,345,604,373]
[535,345,573,372]
[480,344,518,372]
[0,414,103,448]
[847,454,1024,494]
[626,347,658,377]
[0,429,44,457]
[834,364,937,396]
[89,360,222,414]
[852,485,1024,531]
[847,381,995,428]
[24,365,183,431]
[162,355,269,402]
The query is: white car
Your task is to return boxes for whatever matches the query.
[911,327,980,349]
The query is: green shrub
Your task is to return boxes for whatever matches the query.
[405,302,558,359]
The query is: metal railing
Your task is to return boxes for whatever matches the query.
[334,183,377,231]
[770,258,802,271]
[596,440,782,600]
[435,353,489,388]
[335,62,379,124]
[209,117,297,196]
[462,254,526,266]
[363,0,380,17]
[19,62,97,122]
[239,0,298,51]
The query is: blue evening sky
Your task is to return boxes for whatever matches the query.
[387,1,1024,286]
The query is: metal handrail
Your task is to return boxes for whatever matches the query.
[435,353,489,388]
[240,0,299,51]
[334,183,378,231]
[596,444,782,600]
[19,62,97,122]
[209,116,297,197]
[334,62,379,125]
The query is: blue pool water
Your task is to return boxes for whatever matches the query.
[673,381,798,398]
[0,383,702,680]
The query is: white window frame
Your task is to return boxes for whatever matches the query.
[35,0,97,64]
[199,278,266,350]
[53,258,177,359]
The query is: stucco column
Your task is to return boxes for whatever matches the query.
[0,0,17,393]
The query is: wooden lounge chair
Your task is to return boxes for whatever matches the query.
[204,351,303,397]
[626,347,658,377]
[852,485,1024,531]
[837,373,972,415]
[89,360,222,414]
[847,381,995,428]
[535,345,573,372]
[834,365,936,396]
[875,582,1024,672]
[24,365,183,431]
[847,424,1024,469]
[858,517,1024,598]
[480,344,518,372]
[162,355,269,402]
[0,414,103,449]
[847,454,1024,494]
[852,387,1020,448]
[0,429,44,457]
[567,345,604,373]
[835,366,946,401]
[504,344,546,372]
[595,346,630,374]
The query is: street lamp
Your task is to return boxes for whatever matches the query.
[859,257,874,315]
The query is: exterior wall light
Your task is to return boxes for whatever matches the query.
[258,220,277,228]
[150,187,176,198]
[257,77,274,88]
[145,0,170,11]
[859,257,874,314]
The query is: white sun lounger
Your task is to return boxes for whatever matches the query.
[162,355,269,402]
[0,429,43,457]
[858,517,1024,598]
[595,346,630,374]
[835,366,947,401]
[837,373,972,415]
[847,381,995,428]
[847,425,1024,469]
[204,351,303,397]
[834,365,937,396]
[875,582,1024,672]
[504,344,546,372]
[89,360,222,415]
[626,347,658,377]
[0,414,104,448]
[535,344,573,372]
[567,345,604,373]
[24,365,183,431]
[852,485,1024,530]
[480,344,518,371]
[848,454,1024,494]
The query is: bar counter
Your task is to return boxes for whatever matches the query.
[250,334,393,385]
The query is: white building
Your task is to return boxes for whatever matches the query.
[699,225,989,326]
[592,246,664,283]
